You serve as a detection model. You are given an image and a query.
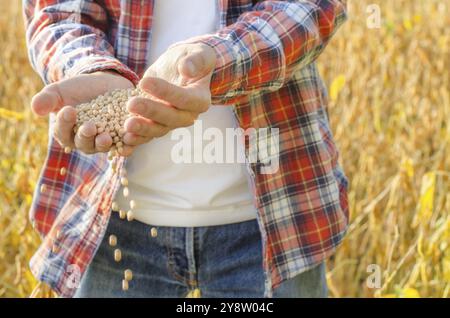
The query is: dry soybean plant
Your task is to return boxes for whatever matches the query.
[74,88,148,292]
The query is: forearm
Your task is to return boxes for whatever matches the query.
[23,0,139,85]
[183,0,347,104]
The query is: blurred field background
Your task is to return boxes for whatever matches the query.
[0,0,448,298]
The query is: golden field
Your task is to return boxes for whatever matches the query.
[0,0,448,298]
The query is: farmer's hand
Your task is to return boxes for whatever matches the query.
[31,71,134,155]
[123,43,216,149]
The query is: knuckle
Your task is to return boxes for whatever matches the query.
[82,149,95,155]
[183,113,197,127]
[157,81,168,98]
[96,144,109,152]
[140,124,152,137]
[153,126,167,137]
[159,127,170,137]
[131,134,140,144]
[174,90,185,105]
[166,120,177,129]
[147,105,158,118]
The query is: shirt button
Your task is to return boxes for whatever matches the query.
[150,227,158,238]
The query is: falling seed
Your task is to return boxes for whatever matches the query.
[114,249,122,262]
[126,210,134,222]
[119,210,126,219]
[124,269,133,281]
[51,244,59,254]
[122,279,129,291]
[123,187,129,198]
[120,177,129,186]
[40,184,47,194]
[111,201,119,212]
[64,146,72,154]
[59,167,67,176]
[150,227,158,238]
[109,235,117,247]
[130,200,136,210]
[111,161,117,173]
[56,230,62,240]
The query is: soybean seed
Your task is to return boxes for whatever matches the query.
[109,235,117,247]
[122,279,129,291]
[114,249,122,262]
[124,269,133,281]
[126,210,134,222]
[120,177,129,186]
[111,201,119,212]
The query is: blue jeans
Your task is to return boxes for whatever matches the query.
[74,211,327,298]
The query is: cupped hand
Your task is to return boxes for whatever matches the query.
[123,43,216,148]
[31,71,134,154]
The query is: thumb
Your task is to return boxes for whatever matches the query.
[178,47,216,80]
[31,83,64,116]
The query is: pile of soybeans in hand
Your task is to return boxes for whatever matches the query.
[73,87,144,159]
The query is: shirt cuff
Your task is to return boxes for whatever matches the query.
[169,34,242,104]
[65,55,140,86]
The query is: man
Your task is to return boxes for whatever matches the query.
[24,0,349,297]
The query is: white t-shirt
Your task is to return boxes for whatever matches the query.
[116,0,256,227]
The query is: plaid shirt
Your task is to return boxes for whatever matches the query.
[24,0,349,297]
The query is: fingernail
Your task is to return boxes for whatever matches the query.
[133,103,144,114]
[133,122,141,132]
[63,110,73,122]
[80,126,94,138]
[140,78,154,91]
[147,80,157,93]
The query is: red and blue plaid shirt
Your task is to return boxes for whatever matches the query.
[24,0,349,297]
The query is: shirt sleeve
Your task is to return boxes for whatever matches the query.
[183,0,347,104]
[23,0,139,85]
